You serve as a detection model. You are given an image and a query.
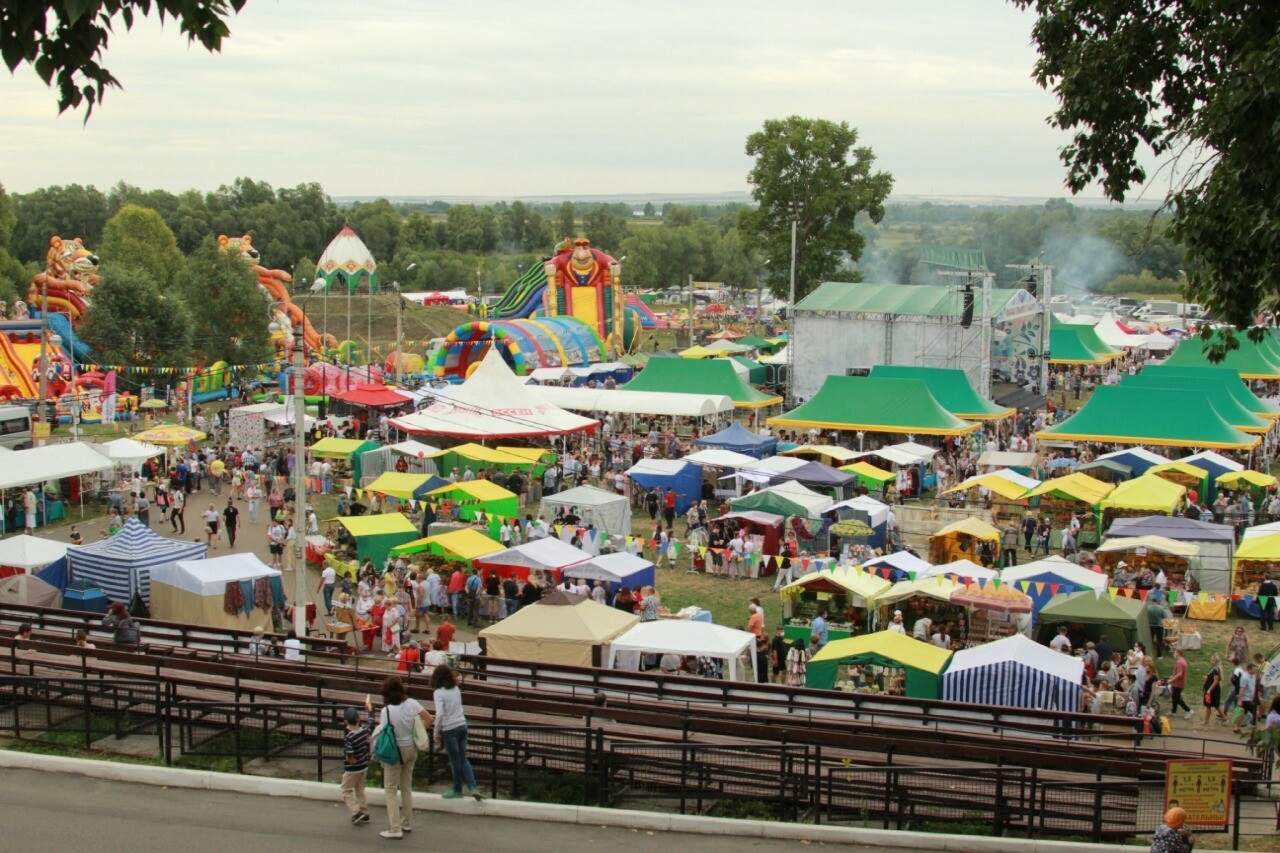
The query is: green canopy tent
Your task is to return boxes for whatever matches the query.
[1065,320,1123,362]
[309,438,380,484]
[1161,330,1280,379]
[1118,374,1269,434]
[1141,365,1280,419]
[623,357,782,409]
[806,630,952,698]
[1049,326,1116,364]
[767,376,980,436]
[1036,387,1260,450]
[730,357,768,384]
[869,365,1013,420]
[1034,590,1155,653]
[334,513,419,568]
[736,334,782,355]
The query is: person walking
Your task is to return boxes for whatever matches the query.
[375,675,433,840]
[223,498,240,548]
[432,664,484,801]
[1260,575,1279,631]
[202,503,219,550]
[341,697,374,827]
[169,488,186,535]
[1168,649,1193,719]
[1202,654,1228,726]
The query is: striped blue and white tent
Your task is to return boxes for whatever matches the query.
[67,518,207,606]
[941,634,1082,712]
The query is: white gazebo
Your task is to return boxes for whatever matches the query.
[606,620,758,681]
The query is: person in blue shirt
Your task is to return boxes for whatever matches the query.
[810,608,829,649]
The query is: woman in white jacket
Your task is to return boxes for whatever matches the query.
[432,665,483,801]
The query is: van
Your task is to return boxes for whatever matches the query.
[0,404,33,450]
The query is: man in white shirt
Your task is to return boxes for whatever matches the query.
[1049,625,1072,654]
[318,564,337,614]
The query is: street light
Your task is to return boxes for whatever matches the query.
[291,279,326,637]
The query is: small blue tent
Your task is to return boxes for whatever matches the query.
[625,459,703,514]
[694,422,778,459]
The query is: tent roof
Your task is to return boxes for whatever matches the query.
[0,535,68,569]
[797,281,1028,317]
[1161,329,1280,379]
[1098,475,1186,513]
[0,441,116,490]
[920,559,1000,582]
[1049,326,1118,364]
[427,443,542,466]
[609,620,757,660]
[1219,470,1278,488]
[695,422,778,452]
[942,469,1039,500]
[730,480,834,518]
[623,357,782,409]
[717,510,787,528]
[783,444,863,464]
[770,460,856,488]
[540,485,627,508]
[1098,535,1200,558]
[1182,450,1245,474]
[931,517,1002,541]
[1144,366,1280,417]
[393,348,600,438]
[840,461,896,483]
[1122,374,1270,433]
[335,513,419,537]
[1235,532,1280,561]
[878,576,961,605]
[1037,387,1260,449]
[1038,589,1149,624]
[945,633,1083,684]
[428,479,518,504]
[332,382,414,407]
[702,339,753,354]
[781,567,892,601]
[131,425,206,445]
[156,553,280,596]
[534,385,734,417]
[479,595,638,643]
[476,538,592,571]
[977,450,1039,470]
[392,528,503,560]
[770,376,979,436]
[685,448,760,469]
[1147,461,1210,480]
[93,438,166,465]
[826,495,891,527]
[0,573,61,608]
[310,437,378,458]
[1097,447,1167,473]
[564,552,655,583]
[807,630,954,673]
[863,550,934,577]
[1021,472,1115,505]
[869,365,1013,420]
[626,458,699,478]
[70,517,204,564]
[1001,555,1109,590]
[387,440,444,457]
[1107,515,1236,544]
[365,472,445,500]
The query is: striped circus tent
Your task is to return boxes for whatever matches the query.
[68,518,207,606]
[941,634,1082,712]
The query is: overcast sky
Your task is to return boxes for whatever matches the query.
[2,1,1101,202]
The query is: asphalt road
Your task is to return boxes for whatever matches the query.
[0,768,861,852]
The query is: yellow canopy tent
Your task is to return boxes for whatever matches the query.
[427,443,543,466]
[310,437,374,457]
[334,513,420,567]
[363,472,439,501]
[783,445,864,465]
[391,527,503,561]
[806,631,952,698]
[1232,532,1280,597]
[1097,535,1201,559]
[1218,470,1279,489]
[839,460,897,485]
[877,576,962,606]
[427,480,520,529]
[1021,472,1115,505]
[780,568,891,606]
[679,345,718,358]
[1098,475,1186,514]
[929,517,1001,564]
[941,472,1037,501]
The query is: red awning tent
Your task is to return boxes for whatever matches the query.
[332,382,414,408]
[420,292,452,306]
[716,510,786,559]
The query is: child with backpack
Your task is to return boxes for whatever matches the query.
[341,696,374,826]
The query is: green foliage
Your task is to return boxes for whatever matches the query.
[175,237,273,365]
[1102,270,1183,296]
[0,180,16,248]
[1014,0,1279,328]
[347,198,403,262]
[740,116,893,301]
[100,203,184,290]
[580,205,630,255]
[1,1,247,117]
[8,183,110,263]
[557,202,575,240]
[443,204,498,254]
[80,264,193,369]
[0,252,36,305]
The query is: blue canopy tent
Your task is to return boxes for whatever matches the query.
[563,552,656,605]
[35,556,69,593]
[67,518,208,606]
[772,461,856,501]
[625,459,702,514]
[694,422,778,459]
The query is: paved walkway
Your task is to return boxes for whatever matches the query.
[0,767,885,853]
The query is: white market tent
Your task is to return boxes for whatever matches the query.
[1094,318,1152,349]
[1001,555,1108,592]
[862,550,934,578]
[68,518,208,605]
[1141,331,1178,351]
[390,347,599,439]
[0,573,62,607]
[479,590,639,667]
[743,455,810,477]
[685,448,761,469]
[702,339,754,355]
[0,535,68,572]
[476,538,592,573]
[92,438,166,470]
[855,442,940,468]
[0,442,115,490]
[1181,450,1244,475]
[917,559,1000,583]
[606,620,758,681]
[150,553,281,631]
[564,552,656,586]
[760,344,789,365]
[942,633,1083,711]
[827,495,891,528]
[533,385,734,418]
[387,440,443,457]
[539,486,632,537]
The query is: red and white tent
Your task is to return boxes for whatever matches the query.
[391,348,598,439]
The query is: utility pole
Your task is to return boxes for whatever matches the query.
[787,218,797,405]
[37,276,49,434]
[394,281,403,386]
[291,315,308,637]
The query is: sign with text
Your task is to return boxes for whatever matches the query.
[1165,759,1232,826]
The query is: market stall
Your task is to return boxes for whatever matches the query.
[1109,515,1235,595]
[1096,534,1200,589]
[1232,532,1280,610]
[150,554,283,632]
[390,527,503,563]
[309,437,380,488]
[1147,461,1210,500]
[715,511,786,562]
[1021,473,1114,544]
[838,460,896,496]
[427,480,520,527]
[479,589,638,667]
[942,634,1083,712]
[333,513,420,568]
[626,459,702,514]
[539,486,632,538]
[67,518,207,606]
[779,568,891,643]
[606,620,758,680]
[1001,555,1109,620]
[876,576,965,643]
[563,552,656,603]
[862,550,933,583]
[1035,590,1155,652]
[1097,474,1187,528]
[928,518,1002,565]
[362,472,450,509]
[951,581,1033,645]
[0,535,68,578]
[806,630,952,698]
[475,537,592,583]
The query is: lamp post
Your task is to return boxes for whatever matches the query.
[37,276,50,433]
[291,279,326,637]
[787,218,798,406]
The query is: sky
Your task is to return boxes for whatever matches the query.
[1,1,1099,202]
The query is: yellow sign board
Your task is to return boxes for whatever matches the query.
[33,422,50,442]
[1165,759,1232,827]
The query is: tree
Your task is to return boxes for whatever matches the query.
[346,199,403,264]
[557,202,576,240]
[581,205,630,255]
[401,211,438,254]
[100,203,184,289]
[174,237,272,365]
[9,184,110,263]
[0,181,29,303]
[3,1,247,117]
[79,264,193,368]
[739,117,893,301]
[642,202,656,218]
[1013,0,1277,330]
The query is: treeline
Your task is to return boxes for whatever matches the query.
[0,177,1190,307]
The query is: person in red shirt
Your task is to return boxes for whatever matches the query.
[447,569,466,616]
[435,615,456,649]
[367,594,386,653]
[396,642,421,672]
[1168,648,1193,719]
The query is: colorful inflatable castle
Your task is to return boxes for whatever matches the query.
[429,316,605,380]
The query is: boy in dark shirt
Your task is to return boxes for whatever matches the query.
[341,697,374,825]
